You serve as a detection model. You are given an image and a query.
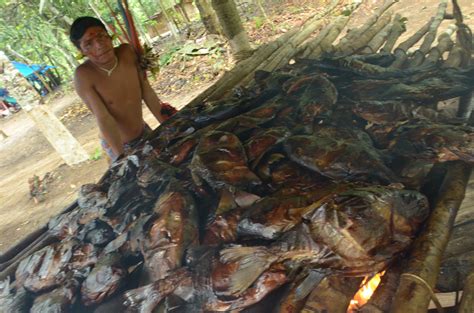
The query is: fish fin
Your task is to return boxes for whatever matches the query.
[124,269,189,312]
[220,246,278,295]
[294,270,327,300]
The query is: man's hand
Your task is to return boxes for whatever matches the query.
[160,102,178,121]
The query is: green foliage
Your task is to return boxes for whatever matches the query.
[254,16,264,29]
[159,46,181,67]
[90,147,102,161]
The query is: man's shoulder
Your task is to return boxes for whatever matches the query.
[116,44,137,61]
[75,60,94,77]
[74,61,96,85]
[117,44,134,54]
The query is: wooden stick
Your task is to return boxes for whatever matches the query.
[201,0,341,102]
[246,0,341,74]
[0,227,46,264]
[444,45,465,67]
[391,161,472,313]
[103,0,131,43]
[390,18,434,68]
[359,263,404,313]
[0,235,57,281]
[408,0,449,67]
[360,12,395,54]
[299,19,333,58]
[308,15,350,58]
[422,25,457,65]
[458,270,474,312]
[418,0,449,54]
[381,14,406,53]
[335,0,398,53]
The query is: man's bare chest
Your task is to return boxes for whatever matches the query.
[93,67,142,105]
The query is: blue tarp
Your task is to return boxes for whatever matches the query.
[11,61,55,78]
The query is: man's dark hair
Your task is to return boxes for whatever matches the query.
[70,16,107,49]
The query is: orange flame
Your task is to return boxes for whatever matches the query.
[347,271,385,312]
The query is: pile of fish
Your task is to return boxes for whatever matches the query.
[2,54,474,312]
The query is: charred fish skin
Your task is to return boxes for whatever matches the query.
[284,126,398,184]
[141,180,199,282]
[29,279,79,313]
[123,268,192,313]
[190,131,262,192]
[80,252,126,307]
[0,278,33,313]
[78,219,116,248]
[16,240,76,293]
[304,186,429,271]
[387,120,474,164]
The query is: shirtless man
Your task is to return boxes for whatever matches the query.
[70,16,174,162]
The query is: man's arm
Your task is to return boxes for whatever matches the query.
[123,44,167,123]
[74,67,123,157]
[140,75,167,123]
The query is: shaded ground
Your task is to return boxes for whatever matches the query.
[0,0,472,253]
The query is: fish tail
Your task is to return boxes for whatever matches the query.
[220,246,279,295]
[124,269,189,313]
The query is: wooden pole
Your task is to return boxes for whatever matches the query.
[458,270,474,312]
[390,18,434,68]
[361,14,396,54]
[381,14,406,53]
[391,161,472,313]
[408,0,449,67]
[103,0,132,43]
[422,25,457,65]
[334,0,397,54]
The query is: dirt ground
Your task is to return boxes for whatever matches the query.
[0,0,473,253]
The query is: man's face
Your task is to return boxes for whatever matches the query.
[78,26,115,65]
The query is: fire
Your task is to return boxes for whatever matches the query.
[347,271,385,312]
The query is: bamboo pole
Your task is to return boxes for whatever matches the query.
[451,0,473,120]
[381,14,406,53]
[361,14,397,54]
[337,12,393,55]
[408,0,449,67]
[390,18,434,68]
[334,0,397,54]
[458,270,474,312]
[308,15,350,58]
[187,0,341,105]
[299,19,333,58]
[422,25,457,65]
[444,45,465,67]
[391,161,472,313]
[247,0,341,73]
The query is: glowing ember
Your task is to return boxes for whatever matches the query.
[347,272,385,312]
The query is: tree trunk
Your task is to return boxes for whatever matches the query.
[211,0,253,60]
[5,45,33,63]
[157,1,180,40]
[195,0,222,35]
[137,0,153,17]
